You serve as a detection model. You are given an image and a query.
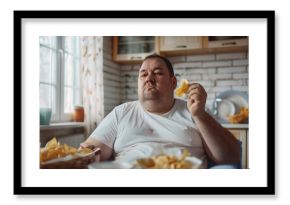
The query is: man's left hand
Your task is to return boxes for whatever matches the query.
[186,83,207,117]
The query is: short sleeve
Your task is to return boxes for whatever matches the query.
[89,107,120,148]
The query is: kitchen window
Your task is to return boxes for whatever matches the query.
[39,36,82,122]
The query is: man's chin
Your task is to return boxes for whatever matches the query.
[141,91,160,100]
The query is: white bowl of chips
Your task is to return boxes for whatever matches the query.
[133,148,203,169]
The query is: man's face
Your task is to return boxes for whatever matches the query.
[138,57,176,102]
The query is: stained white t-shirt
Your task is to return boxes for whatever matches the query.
[90,99,207,164]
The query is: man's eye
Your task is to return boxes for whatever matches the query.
[155,72,163,75]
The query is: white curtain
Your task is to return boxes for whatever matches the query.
[81,36,104,137]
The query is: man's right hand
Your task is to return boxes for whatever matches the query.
[79,137,114,161]
[79,142,96,151]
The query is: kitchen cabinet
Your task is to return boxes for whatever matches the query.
[112,36,248,63]
[158,36,205,55]
[112,36,158,64]
[157,36,248,56]
[228,128,248,169]
[204,36,248,53]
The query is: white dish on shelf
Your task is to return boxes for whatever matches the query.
[212,90,249,123]
[217,99,236,121]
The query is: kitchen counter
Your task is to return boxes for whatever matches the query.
[222,123,248,129]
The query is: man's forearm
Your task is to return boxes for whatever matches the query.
[192,112,240,164]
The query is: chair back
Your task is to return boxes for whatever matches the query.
[208,140,242,169]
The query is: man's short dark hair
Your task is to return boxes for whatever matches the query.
[142,54,174,77]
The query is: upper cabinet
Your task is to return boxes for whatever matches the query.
[112,36,158,64]
[204,36,248,53]
[159,36,204,53]
[158,36,248,56]
[112,36,248,64]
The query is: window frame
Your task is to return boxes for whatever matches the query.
[39,36,82,123]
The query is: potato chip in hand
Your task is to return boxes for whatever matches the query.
[175,79,189,97]
[78,147,93,155]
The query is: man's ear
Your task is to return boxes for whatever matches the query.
[172,76,177,89]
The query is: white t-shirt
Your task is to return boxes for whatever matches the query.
[90,99,207,164]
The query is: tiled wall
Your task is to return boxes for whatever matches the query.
[120,52,248,111]
[103,37,122,115]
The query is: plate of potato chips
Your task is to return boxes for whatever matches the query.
[133,148,203,169]
[40,137,100,169]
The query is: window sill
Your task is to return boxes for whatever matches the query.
[40,122,85,131]
[40,122,85,147]
[40,122,85,140]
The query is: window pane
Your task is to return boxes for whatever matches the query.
[74,88,82,106]
[64,36,73,52]
[64,37,81,87]
[74,58,81,88]
[39,36,57,49]
[40,46,57,84]
[64,87,73,113]
[64,37,81,56]
[64,87,82,113]
[62,36,82,117]
[40,84,57,114]
[75,37,80,57]
[64,53,73,86]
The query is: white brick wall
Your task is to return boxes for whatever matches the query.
[216,80,246,86]
[186,54,215,62]
[186,68,216,75]
[232,86,248,92]
[174,62,202,69]
[202,60,232,68]
[167,56,186,63]
[233,59,248,66]
[216,52,247,60]
[233,73,248,79]
[218,66,247,73]
[202,73,232,80]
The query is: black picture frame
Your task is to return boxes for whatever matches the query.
[14,10,275,195]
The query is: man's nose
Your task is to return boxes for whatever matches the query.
[145,72,155,82]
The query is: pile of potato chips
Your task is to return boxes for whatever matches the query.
[228,107,249,124]
[40,137,92,163]
[135,149,193,169]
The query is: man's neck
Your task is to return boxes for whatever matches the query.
[141,98,175,115]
